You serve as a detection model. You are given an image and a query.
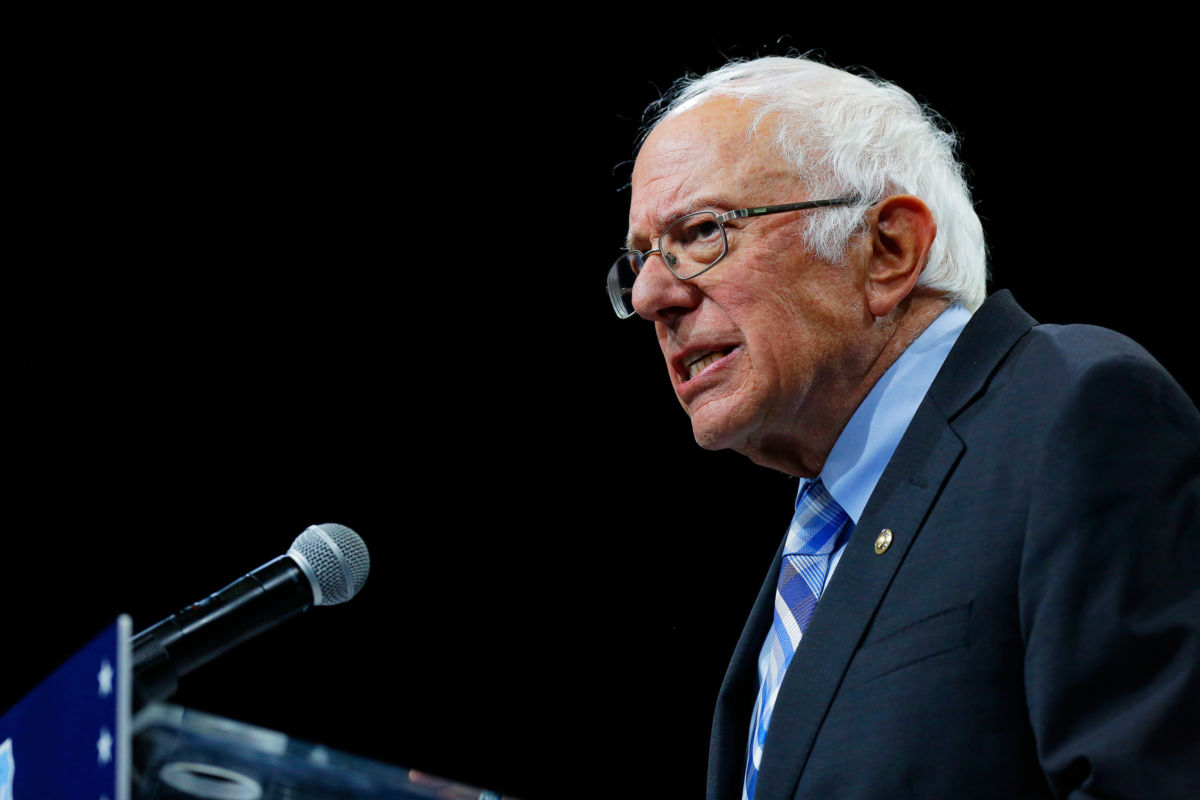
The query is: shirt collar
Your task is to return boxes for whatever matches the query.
[802,304,972,523]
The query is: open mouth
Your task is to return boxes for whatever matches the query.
[683,347,735,381]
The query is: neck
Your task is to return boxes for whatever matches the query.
[746,292,950,478]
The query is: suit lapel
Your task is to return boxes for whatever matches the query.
[734,292,1037,799]
[708,542,785,800]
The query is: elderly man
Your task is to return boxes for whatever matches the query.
[607,57,1198,800]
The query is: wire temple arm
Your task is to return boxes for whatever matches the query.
[722,196,862,221]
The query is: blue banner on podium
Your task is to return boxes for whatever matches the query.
[1,616,131,800]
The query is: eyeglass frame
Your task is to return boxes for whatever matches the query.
[607,195,863,319]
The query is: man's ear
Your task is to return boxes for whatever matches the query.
[865,195,937,318]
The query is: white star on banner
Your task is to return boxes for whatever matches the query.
[97,728,113,765]
[97,660,113,697]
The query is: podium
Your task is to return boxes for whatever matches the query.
[2,619,512,799]
[134,703,504,799]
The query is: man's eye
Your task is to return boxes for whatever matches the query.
[681,217,721,243]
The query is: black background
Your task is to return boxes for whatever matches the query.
[6,11,1194,800]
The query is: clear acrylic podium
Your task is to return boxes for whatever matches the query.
[134,703,508,800]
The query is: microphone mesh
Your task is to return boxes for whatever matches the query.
[288,523,370,606]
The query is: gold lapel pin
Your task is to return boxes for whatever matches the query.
[874,528,893,555]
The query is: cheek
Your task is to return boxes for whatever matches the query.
[726,290,804,353]
[734,296,828,398]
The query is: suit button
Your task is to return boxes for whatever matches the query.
[874,529,893,554]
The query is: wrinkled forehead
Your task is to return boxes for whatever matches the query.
[627,98,802,247]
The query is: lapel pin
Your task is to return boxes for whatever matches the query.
[874,528,893,555]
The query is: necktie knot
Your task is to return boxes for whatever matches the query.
[783,479,850,557]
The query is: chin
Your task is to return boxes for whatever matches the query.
[692,429,729,451]
[688,408,750,453]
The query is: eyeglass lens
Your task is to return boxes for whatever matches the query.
[660,211,727,279]
[606,211,729,319]
[607,253,640,318]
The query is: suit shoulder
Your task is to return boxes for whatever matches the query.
[999,322,1190,402]
[953,319,1198,444]
[1019,322,1162,374]
[997,322,1198,443]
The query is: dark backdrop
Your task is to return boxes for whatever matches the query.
[7,12,1192,800]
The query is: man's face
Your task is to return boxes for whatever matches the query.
[628,98,878,476]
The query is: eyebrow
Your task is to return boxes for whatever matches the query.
[624,195,734,251]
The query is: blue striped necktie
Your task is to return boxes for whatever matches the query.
[742,478,852,800]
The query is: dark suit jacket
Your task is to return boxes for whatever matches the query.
[707,291,1200,799]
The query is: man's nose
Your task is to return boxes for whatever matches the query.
[632,252,703,323]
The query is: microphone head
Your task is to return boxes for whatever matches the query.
[287,523,370,606]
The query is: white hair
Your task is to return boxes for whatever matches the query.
[650,56,988,311]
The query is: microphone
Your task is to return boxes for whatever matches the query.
[131,523,369,706]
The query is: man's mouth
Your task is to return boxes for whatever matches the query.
[683,347,735,380]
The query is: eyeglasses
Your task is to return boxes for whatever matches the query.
[606,196,861,319]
